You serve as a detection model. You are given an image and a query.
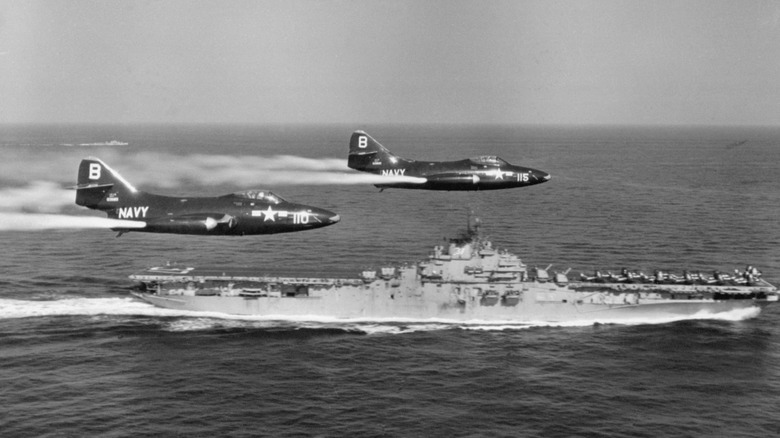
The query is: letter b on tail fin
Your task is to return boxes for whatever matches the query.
[75,157,137,209]
[348,130,405,171]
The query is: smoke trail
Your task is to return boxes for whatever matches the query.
[192,171,426,186]
[0,181,147,231]
[0,213,145,231]
[0,181,73,213]
[106,152,425,188]
[1,150,425,188]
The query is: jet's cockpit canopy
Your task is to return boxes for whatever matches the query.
[230,190,285,204]
[469,156,509,167]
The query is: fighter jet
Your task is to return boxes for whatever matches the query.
[74,157,340,236]
[348,131,551,191]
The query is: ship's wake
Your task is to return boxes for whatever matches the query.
[0,297,764,334]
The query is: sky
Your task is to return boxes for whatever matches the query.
[1,0,779,126]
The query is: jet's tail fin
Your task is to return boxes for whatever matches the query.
[348,131,411,171]
[75,157,139,209]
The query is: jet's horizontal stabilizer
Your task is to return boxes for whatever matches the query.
[72,182,115,190]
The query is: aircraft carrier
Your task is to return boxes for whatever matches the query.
[130,224,778,322]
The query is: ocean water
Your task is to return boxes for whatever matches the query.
[1,124,780,437]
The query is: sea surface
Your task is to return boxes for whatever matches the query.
[1,124,780,437]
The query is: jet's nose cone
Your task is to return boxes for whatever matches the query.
[526,169,551,184]
[311,208,340,226]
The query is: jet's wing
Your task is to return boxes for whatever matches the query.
[146,213,237,233]
[425,173,481,185]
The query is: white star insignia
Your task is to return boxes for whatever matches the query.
[262,206,276,222]
[489,168,504,180]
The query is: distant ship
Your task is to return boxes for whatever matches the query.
[78,140,128,146]
[130,223,778,322]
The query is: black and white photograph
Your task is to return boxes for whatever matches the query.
[2,1,779,436]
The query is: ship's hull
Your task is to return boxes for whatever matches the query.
[132,283,772,323]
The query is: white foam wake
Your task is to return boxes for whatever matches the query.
[0,297,183,319]
[455,306,763,330]
[0,298,763,334]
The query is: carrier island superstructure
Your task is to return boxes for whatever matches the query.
[130,227,777,322]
